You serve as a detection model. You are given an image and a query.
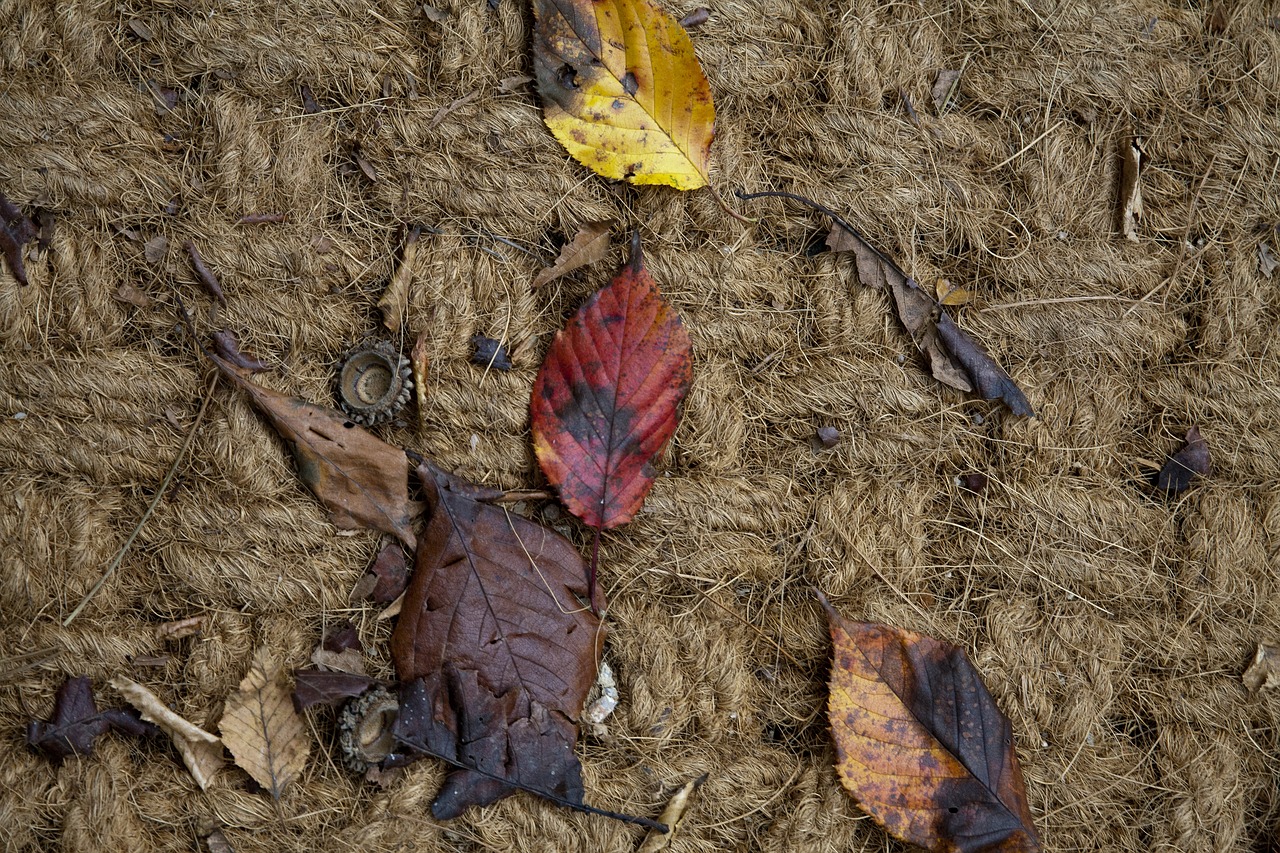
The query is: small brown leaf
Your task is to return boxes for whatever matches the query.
[362,540,409,603]
[822,594,1041,852]
[422,4,450,23]
[377,225,421,334]
[1119,137,1144,242]
[114,283,153,308]
[27,676,154,760]
[155,615,207,641]
[1259,242,1277,279]
[185,240,227,306]
[292,669,377,711]
[429,91,479,128]
[204,828,234,853]
[210,330,269,372]
[128,19,154,40]
[678,7,710,28]
[311,647,367,675]
[111,676,225,791]
[352,145,379,182]
[935,314,1034,417]
[1243,643,1280,694]
[144,235,169,265]
[499,74,534,92]
[300,84,320,114]
[220,648,311,799]
[637,775,706,852]
[0,221,30,286]
[532,221,612,288]
[932,69,962,113]
[816,426,840,450]
[1155,425,1211,494]
[935,278,974,306]
[208,353,418,548]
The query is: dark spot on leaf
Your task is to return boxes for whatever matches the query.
[622,72,638,96]
[558,64,578,89]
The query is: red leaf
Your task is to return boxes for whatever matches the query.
[531,234,692,529]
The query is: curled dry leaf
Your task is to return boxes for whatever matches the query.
[1155,425,1210,494]
[293,669,377,711]
[27,676,154,760]
[185,241,227,306]
[532,221,612,288]
[1119,137,1144,242]
[210,330,269,372]
[678,7,710,28]
[533,0,715,190]
[389,461,604,818]
[1243,643,1280,695]
[821,594,1041,853]
[531,234,693,530]
[637,775,707,853]
[410,328,429,430]
[377,225,421,334]
[471,335,513,370]
[220,648,311,799]
[207,352,418,548]
[155,615,207,641]
[114,283,153,308]
[358,540,409,604]
[1260,242,1278,278]
[110,676,224,791]
[932,69,962,113]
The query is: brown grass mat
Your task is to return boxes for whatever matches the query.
[3,0,1280,850]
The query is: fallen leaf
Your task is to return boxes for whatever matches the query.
[935,278,974,306]
[148,81,179,114]
[531,233,693,530]
[1259,242,1277,279]
[533,0,716,190]
[207,352,418,548]
[637,775,706,853]
[185,241,227,306]
[352,144,379,182]
[1155,425,1211,494]
[428,91,478,128]
[422,4,450,22]
[532,221,612,288]
[220,648,311,799]
[360,540,410,603]
[110,675,225,790]
[827,222,1032,416]
[471,334,513,370]
[236,212,286,225]
[821,594,1041,853]
[312,622,366,675]
[388,461,604,818]
[1119,137,1144,242]
[499,74,534,92]
[204,828,234,853]
[144,235,169,265]
[411,329,429,430]
[35,209,55,254]
[932,69,962,113]
[293,669,377,711]
[300,84,320,114]
[323,621,363,654]
[210,330,269,372]
[815,426,840,450]
[377,225,421,334]
[114,283,153,308]
[0,221,30,286]
[959,472,989,494]
[678,7,710,28]
[27,676,154,760]
[128,19,154,40]
[155,615,207,641]
[1243,643,1280,694]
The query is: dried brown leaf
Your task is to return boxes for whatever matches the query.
[532,221,612,288]
[155,615,207,641]
[144,235,168,265]
[185,241,227,306]
[499,74,534,92]
[110,675,225,791]
[1155,425,1211,494]
[311,647,367,675]
[1244,643,1280,694]
[422,4,450,22]
[1119,137,1144,242]
[114,283,153,308]
[208,353,418,548]
[27,676,154,760]
[678,7,710,28]
[932,69,962,113]
[204,828,234,853]
[210,330,269,372]
[219,648,310,799]
[1259,242,1277,279]
[637,776,706,852]
[411,329,429,430]
[292,669,377,711]
[377,226,421,334]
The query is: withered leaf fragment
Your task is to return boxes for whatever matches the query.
[220,648,311,799]
[114,283,153,308]
[531,234,693,530]
[207,352,417,548]
[637,775,706,852]
[1119,137,1144,242]
[1258,242,1277,279]
[155,615,207,641]
[210,330,269,372]
[377,225,420,334]
[932,69,962,113]
[293,669,377,711]
[0,194,36,286]
[827,221,1032,416]
[360,540,409,603]
[822,594,1041,853]
[1243,643,1280,695]
[533,0,716,189]
[1155,425,1210,494]
[27,676,154,761]
[678,7,710,28]
[185,241,227,306]
[144,235,169,265]
[532,221,612,289]
[471,334,513,370]
[111,676,225,791]
[389,462,604,818]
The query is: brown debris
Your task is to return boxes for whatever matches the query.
[111,676,225,791]
[678,7,710,28]
[931,69,962,113]
[1243,643,1280,695]
[143,235,169,265]
[377,225,421,334]
[184,241,227,305]
[1155,425,1211,494]
[155,615,207,641]
[114,283,153,308]
[1119,137,1144,242]
[532,221,612,288]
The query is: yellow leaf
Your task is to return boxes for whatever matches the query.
[935,278,974,306]
[219,647,311,799]
[110,676,225,791]
[533,0,715,190]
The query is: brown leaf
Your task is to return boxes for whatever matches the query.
[220,648,311,799]
[128,19,154,40]
[1259,242,1277,279]
[204,828,234,853]
[377,225,421,334]
[1119,137,1144,242]
[822,595,1041,852]
[361,540,409,604]
[353,146,379,182]
[236,212,286,225]
[1155,425,1211,494]
[27,676,154,760]
[422,4,450,22]
[678,7,710,28]
[1243,643,1280,695]
[114,283,153,308]
[532,221,612,288]
[932,69,962,113]
[410,328,430,430]
[389,462,604,818]
[637,775,706,853]
[110,676,225,791]
[144,235,169,265]
[292,669,377,711]
[185,240,227,306]
[429,91,479,128]
[208,353,418,548]
[828,222,1032,416]
[311,647,367,675]
[0,221,30,286]
[499,74,534,92]
[210,330,269,372]
[155,615,207,641]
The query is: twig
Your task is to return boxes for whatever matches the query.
[710,185,760,225]
[987,119,1065,172]
[735,188,906,274]
[1125,153,1217,314]
[63,373,219,626]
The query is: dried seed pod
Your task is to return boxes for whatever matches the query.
[336,342,413,425]
[337,686,399,773]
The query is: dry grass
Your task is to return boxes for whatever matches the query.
[3,0,1280,850]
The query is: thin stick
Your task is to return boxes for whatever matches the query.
[735,188,905,273]
[980,295,1134,312]
[710,185,760,225]
[987,119,1065,172]
[63,374,219,626]
[1125,153,1217,313]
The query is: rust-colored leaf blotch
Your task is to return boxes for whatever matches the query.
[533,0,716,190]
[531,237,692,530]
[823,596,1041,853]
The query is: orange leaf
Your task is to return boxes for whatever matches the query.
[822,595,1041,853]
[533,0,715,190]
[531,233,692,530]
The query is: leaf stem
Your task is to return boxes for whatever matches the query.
[710,185,760,225]
[734,188,905,274]
[589,525,602,615]
[63,373,219,626]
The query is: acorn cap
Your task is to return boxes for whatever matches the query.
[337,686,399,773]
[337,342,413,425]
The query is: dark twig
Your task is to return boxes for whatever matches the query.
[184,240,226,306]
[735,189,906,274]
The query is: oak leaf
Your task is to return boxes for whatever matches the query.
[533,221,612,288]
[208,352,418,548]
[27,676,154,760]
[533,0,716,190]
[822,595,1041,853]
[220,648,311,799]
[389,461,604,818]
[531,234,692,530]
[111,676,225,791]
